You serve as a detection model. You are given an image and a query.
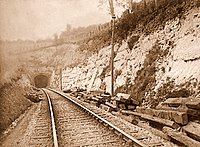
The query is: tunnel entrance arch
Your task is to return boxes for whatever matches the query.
[34,74,49,88]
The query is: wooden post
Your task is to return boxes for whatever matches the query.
[109,0,116,97]
[111,17,115,97]
[125,51,129,93]
[60,68,62,91]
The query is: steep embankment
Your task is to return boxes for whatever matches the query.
[0,75,32,135]
[61,1,200,108]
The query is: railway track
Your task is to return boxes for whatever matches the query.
[32,88,176,147]
[28,90,54,147]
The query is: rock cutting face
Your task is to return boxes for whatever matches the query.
[34,75,48,88]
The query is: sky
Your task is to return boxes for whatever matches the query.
[0,0,118,41]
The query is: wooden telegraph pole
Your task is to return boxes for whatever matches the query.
[108,0,115,97]
[60,68,62,91]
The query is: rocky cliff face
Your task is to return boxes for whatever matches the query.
[62,7,200,107]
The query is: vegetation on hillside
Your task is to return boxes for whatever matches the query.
[0,68,42,135]
[79,0,200,53]
[0,81,31,135]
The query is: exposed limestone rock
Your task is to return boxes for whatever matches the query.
[62,8,200,106]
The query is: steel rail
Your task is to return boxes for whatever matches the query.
[42,89,59,147]
[48,88,147,147]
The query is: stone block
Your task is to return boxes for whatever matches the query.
[136,107,153,115]
[163,126,200,147]
[138,121,170,141]
[100,104,112,112]
[105,102,117,109]
[141,114,180,129]
[118,103,126,110]
[91,97,99,102]
[112,100,119,107]
[163,97,200,110]
[114,96,121,101]
[101,94,111,99]
[183,122,200,142]
[171,111,188,125]
[121,110,143,117]
[131,98,140,105]
[117,93,130,100]
[127,105,136,110]
[136,107,188,125]
[90,101,98,107]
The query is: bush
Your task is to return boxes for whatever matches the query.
[126,41,170,104]
[127,35,140,50]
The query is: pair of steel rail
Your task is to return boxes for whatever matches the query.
[42,88,146,147]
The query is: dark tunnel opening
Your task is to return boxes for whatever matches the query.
[34,75,48,88]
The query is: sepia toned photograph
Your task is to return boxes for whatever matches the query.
[0,0,200,146]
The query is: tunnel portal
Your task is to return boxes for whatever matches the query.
[34,74,49,88]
